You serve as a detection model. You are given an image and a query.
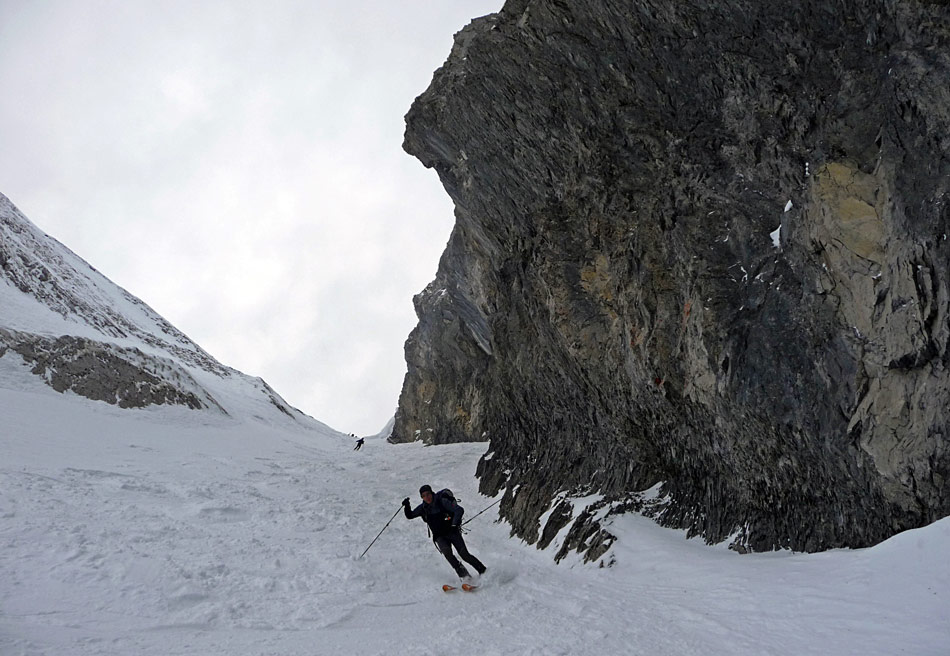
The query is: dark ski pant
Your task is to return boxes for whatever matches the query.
[433,529,486,578]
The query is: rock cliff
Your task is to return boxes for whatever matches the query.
[393,0,950,558]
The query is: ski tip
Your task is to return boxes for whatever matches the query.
[461,583,478,591]
[442,584,457,592]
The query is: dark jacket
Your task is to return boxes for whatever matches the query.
[404,493,463,537]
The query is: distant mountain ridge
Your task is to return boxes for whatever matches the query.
[0,192,320,427]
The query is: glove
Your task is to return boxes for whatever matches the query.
[402,497,410,507]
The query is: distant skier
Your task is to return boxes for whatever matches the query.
[403,484,487,582]
[354,437,364,451]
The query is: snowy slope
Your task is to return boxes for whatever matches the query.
[1,193,947,655]
[1,361,947,656]
[0,192,324,427]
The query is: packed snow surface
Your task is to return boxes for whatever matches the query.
[1,357,948,655]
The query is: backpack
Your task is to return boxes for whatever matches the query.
[423,489,466,537]
[434,488,461,514]
[432,488,465,519]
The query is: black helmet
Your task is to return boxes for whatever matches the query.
[419,484,433,495]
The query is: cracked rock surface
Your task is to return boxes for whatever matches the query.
[393,0,950,557]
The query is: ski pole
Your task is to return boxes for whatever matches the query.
[359,505,402,559]
[462,498,501,527]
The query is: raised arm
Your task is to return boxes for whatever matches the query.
[403,497,423,519]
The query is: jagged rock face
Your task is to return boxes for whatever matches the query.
[394,0,950,557]
[0,329,214,410]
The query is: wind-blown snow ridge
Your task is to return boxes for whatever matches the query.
[1,192,222,372]
[0,192,325,427]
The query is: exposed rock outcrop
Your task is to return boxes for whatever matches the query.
[0,329,216,410]
[393,0,950,558]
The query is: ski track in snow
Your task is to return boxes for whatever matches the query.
[1,380,948,655]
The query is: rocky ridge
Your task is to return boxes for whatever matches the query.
[393,0,950,559]
[0,192,305,423]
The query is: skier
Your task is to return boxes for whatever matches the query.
[353,437,364,451]
[403,484,487,583]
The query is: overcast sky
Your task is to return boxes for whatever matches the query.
[0,0,501,435]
